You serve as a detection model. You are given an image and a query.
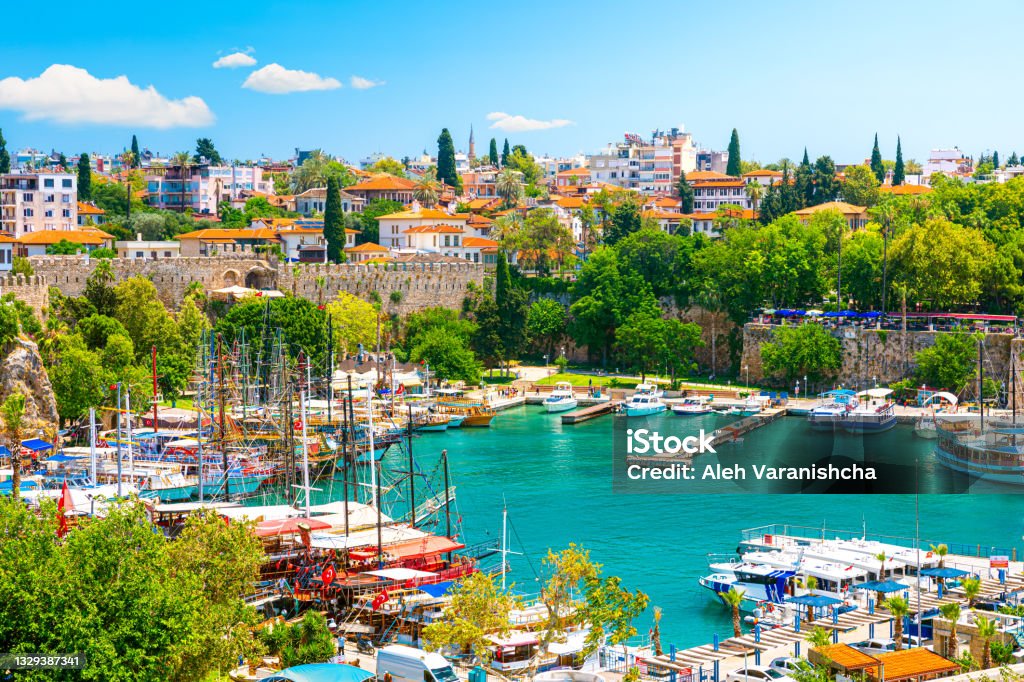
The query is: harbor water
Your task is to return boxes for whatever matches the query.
[409,406,1024,648]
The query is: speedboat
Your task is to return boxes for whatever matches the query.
[807,389,857,430]
[842,389,896,433]
[740,395,769,416]
[672,396,712,416]
[621,384,667,417]
[543,381,578,413]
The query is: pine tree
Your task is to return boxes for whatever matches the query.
[870,133,885,183]
[994,151,1001,170]
[0,129,9,174]
[676,171,694,213]
[501,139,510,166]
[77,153,92,201]
[795,148,814,208]
[812,156,839,204]
[1009,152,1020,167]
[726,129,741,176]
[131,135,140,167]
[436,128,459,190]
[58,153,68,170]
[779,162,797,214]
[323,175,344,263]
[488,138,499,167]
[892,137,905,186]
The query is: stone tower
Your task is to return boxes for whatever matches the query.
[469,125,475,161]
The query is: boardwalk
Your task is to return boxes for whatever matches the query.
[562,401,620,424]
[709,408,787,447]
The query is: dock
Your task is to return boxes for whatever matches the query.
[562,401,620,424]
[709,407,787,446]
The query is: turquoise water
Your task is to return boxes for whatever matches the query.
[403,406,1024,649]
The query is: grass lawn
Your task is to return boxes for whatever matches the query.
[482,374,517,385]
[533,373,643,389]
[158,397,196,410]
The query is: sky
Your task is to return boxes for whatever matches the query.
[1,0,1022,166]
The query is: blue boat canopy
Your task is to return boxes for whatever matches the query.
[45,453,81,463]
[418,581,455,598]
[0,446,8,457]
[850,580,910,593]
[787,594,843,606]
[20,439,53,452]
[920,567,970,579]
[264,664,375,682]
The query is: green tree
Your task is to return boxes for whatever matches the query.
[410,327,480,383]
[46,239,87,255]
[501,139,510,166]
[994,151,1001,169]
[276,611,336,668]
[0,129,9,174]
[939,602,962,658]
[357,198,404,245]
[761,323,842,386]
[870,133,885,183]
[10,256,32,278]
[893,137,906,185]
[884,596,910,650]
[795,148,814,208]
[677,170,694,213]
[914,332,980,394]
[521,208,573,273]
[423,571,518,666]
[726,128,741,177]
[414,168,440,207]
[962,576,982,608]
[215,297,328,364]
[437,128,460,191]
[615,311,666,382]
[662,318,704,384]
[1,393,26,499]
[130,134,140,166]
[890,218,993,308]
[77,153,92,201]
[327,291,379,355]
[719,587,745,638]
[841,164,881,207]
[488,138,499,166]
[496,167,523,208]
[324,175,345,262]
[615,228,683,298]
[975,616,998,669]
[367,156,406,178]
[494,251,529,364]
[812,155,839,204]
[194,137,222,164]
[604,197,643,245]
[526,298,566,358]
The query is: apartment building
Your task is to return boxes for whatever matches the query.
[689,171,750,211]
[145,164,272,214]
[587,129,698,194]
[0,172,78,236]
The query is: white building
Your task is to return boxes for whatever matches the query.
[689,171,750,211]
[294,187,365,216]
[375,203,470,250]
[0,235,13,271]
[0,172,78,236]
[145,164,273,215]
[587,129,698,194]
[924,148,972,178]
[115,234,182,260]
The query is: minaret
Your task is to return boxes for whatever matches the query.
[469,125,475,161]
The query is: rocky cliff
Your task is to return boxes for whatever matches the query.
[0,338,60,431]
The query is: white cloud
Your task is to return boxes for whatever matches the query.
[350,75,384,90]
[486,111,573,132]
[213,52,257,69]
[242,64,341,94]
[0,64,214,128]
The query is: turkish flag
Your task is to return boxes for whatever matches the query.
[57,479,74,537]
[371,588,390,610]
[322,564,337,587]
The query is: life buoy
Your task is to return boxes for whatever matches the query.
[766,603,776,614]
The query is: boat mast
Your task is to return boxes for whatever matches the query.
[367,383,377,509]
[979,337,985,433]
[342,375,351,536]
[115,383,122,497]
[88,407,96,486]
[442,448,452,562]
[217,334,230,502]
[407,404,415,528]
[126,386,134,485]
[501,500,508,590]
[376,459,383,569]
[196,377,204,502]
[299,387,311,519]
[151,345,159,434]
[327,314,334,424]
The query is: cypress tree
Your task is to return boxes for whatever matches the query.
[131,135,140,167]
[501,139,510,166]
[726,129,741,176]
[676,171,694,213]
[324,175,344,263]
[436,128,458,189]
[495,249,511,307]
[488,138,499,167]
[58,153,68,170]
[812,156,839,204]
[0,129,9,174]
[795,148,814,208]
[892,137,905,186]
[779,162,797,213]
[994,151,1001,170]
[77,153,92,201]
[870,133,885,183]
[1009,152,1020,167]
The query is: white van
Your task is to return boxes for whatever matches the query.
[376,645,459,682]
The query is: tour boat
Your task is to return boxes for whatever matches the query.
[842,389,897,434]
[543,382,578,413]
[621,384,667,417]
[740,395,770,416]
[807,389,857,430]
[934,417,1024,485]
[671,396,713,416]
[415,414,451,432]
[914,392,959,439]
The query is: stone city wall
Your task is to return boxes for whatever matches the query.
[0,274,50,315]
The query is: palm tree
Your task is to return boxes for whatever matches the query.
[414,169,440,208]
[804,575,819,623]
[496,168,523,209]
[291,149,330,193]
[718,587,745,638]
[170,151,193,213]
[696,284,723,379]
[651,606,663,656]
[491,213,524,255]
[874,551,888,607]
[961,576,981,608]
[869,199,897,315]
[884,596,910,650]
[939,602,962,658]
[745,180,766,217]
[975,616,998,669]
[930,544,950,568]
[807,625,832,649]
[1,393,26,501]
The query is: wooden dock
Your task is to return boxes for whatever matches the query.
[710,407,788,446]
[562,401,619,424]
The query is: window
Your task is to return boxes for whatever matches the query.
[136,251,144,258]
[45,210,53,218]
[62,179,72,188]
[62,209,71,218]
[164,251,172,258]
[44,194,55,203]
[22,193,32,202]
[23,208,33,217]
[43,178,54,188]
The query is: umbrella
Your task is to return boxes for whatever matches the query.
[850,580,910,593]
[264,664,375,682]
[787,594,844,607]
[920,567,970,579]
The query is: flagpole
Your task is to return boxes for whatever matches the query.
[88,407,96,486]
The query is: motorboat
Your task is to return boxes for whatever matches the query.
[621,384,667,417]
[671,396,713,416]
[842,389,896,433]
[543,382,579,413]
[740,395,770,416]
[807,389,856,430]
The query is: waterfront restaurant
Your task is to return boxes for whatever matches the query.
[810,644,960,682]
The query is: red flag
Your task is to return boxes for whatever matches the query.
[57,479,74,537]
[321,564,337,587]
[371,588,390,610]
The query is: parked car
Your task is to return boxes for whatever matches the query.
[725,665,794,682]
[851,638,897,654]
[768,657,803,676]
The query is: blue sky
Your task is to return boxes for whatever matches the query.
[1,0,1022,166]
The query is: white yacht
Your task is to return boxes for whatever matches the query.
[543,382,578,413]
[807,389,857,430]
[740,395,770,416]
[621,384,667,417]
[672,396,713,416]
[842,389,897,434]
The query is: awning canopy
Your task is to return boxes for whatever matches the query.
[254,517,332,537]
[363,567,436,581]
[920,567,970,579]
[263,664,375,682]
[922,391,959,406]
[418,581,454,598]
[45,453,82,463]
[857,388,893,398]
[787,593,843,607]
[850,580,910,593]
[21,439,53,452]
[384,535,465,560]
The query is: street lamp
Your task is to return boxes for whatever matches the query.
[795,381,800,399]
[744,364,749,388]
[873,375,878,388]
[804,375,808,397]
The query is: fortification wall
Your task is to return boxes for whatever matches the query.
[0,274,50,315]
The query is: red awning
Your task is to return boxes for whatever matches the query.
[385,536,465,560]
[254,517,332,537]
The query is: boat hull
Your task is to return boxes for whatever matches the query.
[623,405,667,417]
[139,483,199,502]
[416,421,450,432]
[842,417,897,434]
[934,444,1024,485]
[462,414,495,427]
[671,406,712,416]
[544,398,578,413]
